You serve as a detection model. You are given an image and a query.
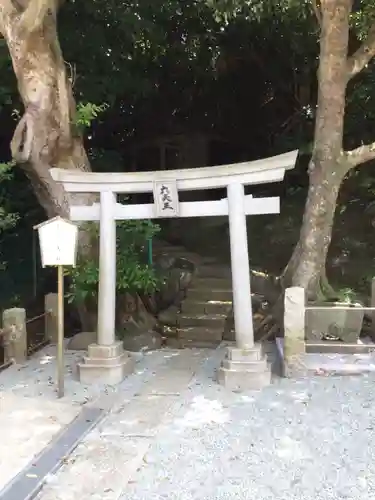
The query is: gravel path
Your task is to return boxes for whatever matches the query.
[120,348,375,500]
[26,344,375,500]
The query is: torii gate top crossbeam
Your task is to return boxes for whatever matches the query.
[50,150,298,193]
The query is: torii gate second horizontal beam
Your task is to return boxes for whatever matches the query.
[70,195,280,221]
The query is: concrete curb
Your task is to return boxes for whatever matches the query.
[0,406,105,500]
[276,337,375,377]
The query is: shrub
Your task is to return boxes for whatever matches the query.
[66,219,160,304]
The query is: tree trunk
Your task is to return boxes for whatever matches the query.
[282,160,347,298]
[0,1,96,328]
[0,1,96,219]
[282,0,351,299]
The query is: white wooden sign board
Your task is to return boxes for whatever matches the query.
[153,180,180,217]
[35,216,78,267]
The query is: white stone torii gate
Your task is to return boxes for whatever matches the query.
[51,149,297,389]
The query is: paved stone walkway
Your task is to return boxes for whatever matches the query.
[0,344,204,496]
[0,345,106,492]
[35,347,210,500]
[2,344,375,500]
[0,393,80,490]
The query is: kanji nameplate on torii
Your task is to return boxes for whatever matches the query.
[153,180,180,217]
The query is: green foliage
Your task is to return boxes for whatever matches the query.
[206,0,312,23]
[0,161,19,279]
[59,0,220,104]
[335,287,356,304]
[65,220,160,305]
[0,40,17,110]
[0,161,18,232]
[351,1,375,38]
[74,102,109,131]
[88,148,124,172]
[1,0,375,306]
[54,0,321,152]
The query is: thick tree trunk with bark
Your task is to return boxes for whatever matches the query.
[257,0,375,335]
[0,0,95,219]
[282,0,375,303]
[0,0,97,328]
[283,0,351,299]
[283,160,347,298]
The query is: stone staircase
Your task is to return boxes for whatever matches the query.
[177,274,233,348]
[153,240,273,390]
[152,241,233,348]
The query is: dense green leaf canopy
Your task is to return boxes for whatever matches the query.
[0,0,375,302]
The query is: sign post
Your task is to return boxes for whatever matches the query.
[34,216,79,399]
[57,264,64,398]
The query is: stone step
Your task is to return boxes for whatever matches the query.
[153,252,199,261]
[192,277,232,289]
[152,245,197,255]
[181,299,232,315]
[153,246,190,253]
[226,346,263,362]
[179,313,227,329]
[82,355,125,367]
[152,248,217,265]
[166,338,221,349]
[196,266,232,279]
[221,358,268,372]
[78,355,135,385]
[217,367,271,391]
[152,247,194,256]
[187,287,232,302]
[152,244,186,252]
[178,326,223,341]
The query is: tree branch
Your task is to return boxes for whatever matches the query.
[0,0,15,34]
[344,141,375,168]
[347,23,375,79]
[19,0,58,34]
[311,0,321,26]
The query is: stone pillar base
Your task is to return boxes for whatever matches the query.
[217,344,271,391]
[78,341,135,385]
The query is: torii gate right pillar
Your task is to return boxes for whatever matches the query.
[227,182,254,349]
[217,182,271,391]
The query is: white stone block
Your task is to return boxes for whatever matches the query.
[77,342,135,385]
[218,344,271,391]
[283,287,305,377]
[306,302,363,342]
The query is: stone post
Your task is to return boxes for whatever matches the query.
[283,286,306,377]
[45,293,58,343]
[217,182,271,391]
[77,191,135,384]
[3,308,27,364]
